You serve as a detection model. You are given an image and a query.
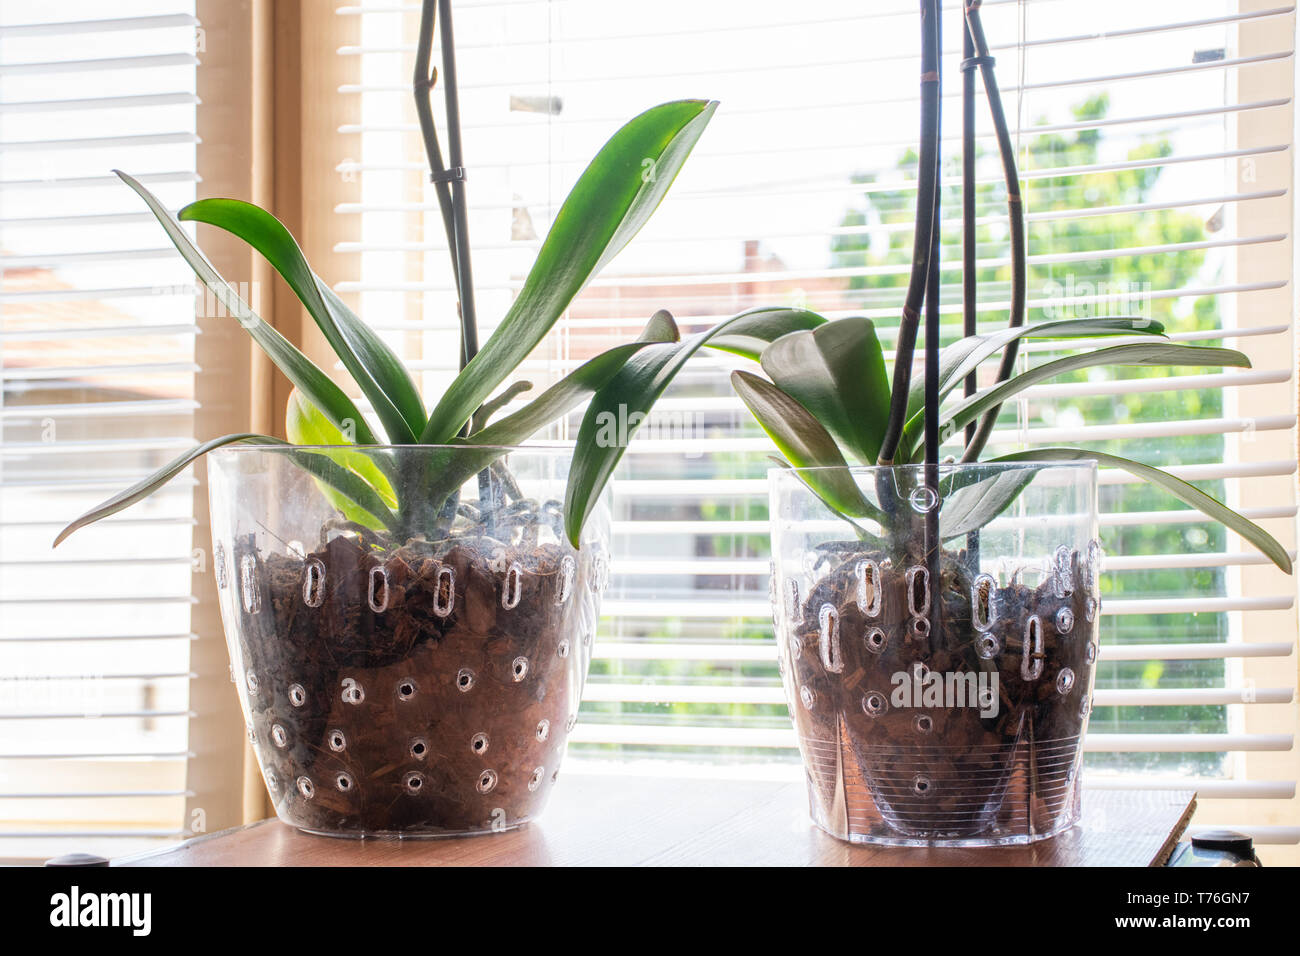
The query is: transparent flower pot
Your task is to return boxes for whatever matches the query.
[207,445,609,838]
[769,462,1100,846]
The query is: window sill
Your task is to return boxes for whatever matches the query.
[115,773,1195,867]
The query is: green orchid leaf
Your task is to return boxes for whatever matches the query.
[728,370,879,524]
[993,447,1292,574]
[116,170,378,444]
[760,316,890,464]
[564,306,861,545]
[937,467,1040,540]
[286,388,398,528]
[53,433,284,547]
[704,307,828,361]
[393,312,681,533]
[467,311,680,449]
[904,315,1166,425]
[407,312,684,518]
[180,198,425,444]
[421,99,718,444]
[728,369,878,528]
[902,342,1251,459]
[286,448,400,531]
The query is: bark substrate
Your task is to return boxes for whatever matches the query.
[232,530,591,836]
[784,547,1094,839]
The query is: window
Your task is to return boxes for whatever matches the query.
[334,0,1297,857]
[0,2,199,862]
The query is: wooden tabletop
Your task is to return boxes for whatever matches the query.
[119,773,1195,867]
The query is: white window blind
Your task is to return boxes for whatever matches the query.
[336,0,1297,851]
[0,2,199,862]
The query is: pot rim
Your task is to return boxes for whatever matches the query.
[209,440,577,455]
[768,460,1099,478]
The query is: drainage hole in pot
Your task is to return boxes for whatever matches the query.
[913,714,934,735]
[296,776,315,800]
[403,771,425,795]
[799,685,816,710]
[556,640,570,660]
[1056,667,1076,696]
[909,485,938,513]
[328,729,346,752]
[565,714,577,733]
[470,732,489,755]
[1086,641,1098,664]
[341,678,365,705]
[862,692,888,718]
[536,719,550,742]
[477,769,498,794]
[512,657,529,681]
[909,616,930,639]
[910,661,930,682]
[1055,606,1075,635]
[335,772,354,792]
[265,769,279,791]
[409,737,428,759]
[977,634,1000,659]
[528,767,545,792]
[865,627,887,654]
[246,670,260,695]
[271,724,288,748]
[912,774,932,797]
[456,668,475,692]
[397,678,418,701]
[288,683,306,707]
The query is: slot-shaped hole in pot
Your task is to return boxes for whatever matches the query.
[906,565,930,619]
[502,561,524,610]
[433,566,455,618]
[239,554,261,614]
[817,603,843,673]
[555,555,575,605]
[855,559,882,617]
[971,573,996,631]
[302,558,326,608]
[1021,616,1044,681]
[368,565,390,613]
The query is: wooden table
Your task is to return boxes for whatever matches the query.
[119,773,1195,866]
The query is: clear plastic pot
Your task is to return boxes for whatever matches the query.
[207,444,609,837]
[769,462,1100,846]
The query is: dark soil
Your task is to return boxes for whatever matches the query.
[782,546,1097,839]
[230,530,595,836]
